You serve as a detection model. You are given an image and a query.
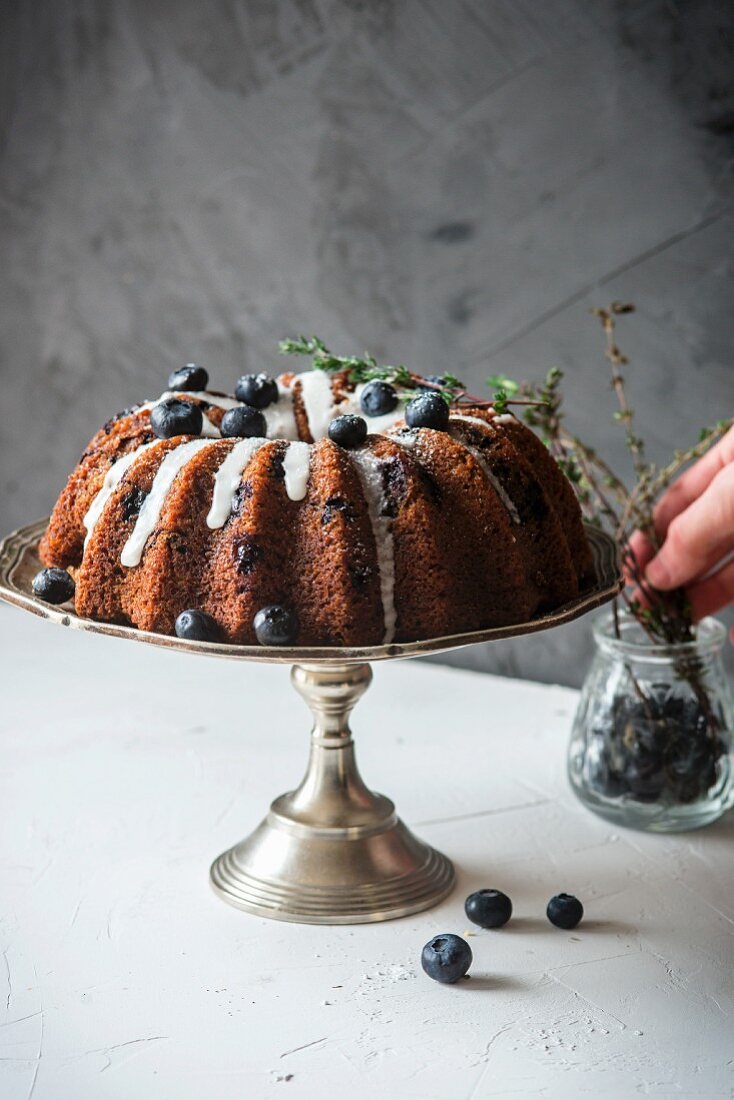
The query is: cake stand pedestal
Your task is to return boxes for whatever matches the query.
[211,661,453,922]
[0,520,620,924]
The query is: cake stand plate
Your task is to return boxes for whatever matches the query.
[0,519,621,924]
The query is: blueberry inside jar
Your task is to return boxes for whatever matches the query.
[568,612,734,832]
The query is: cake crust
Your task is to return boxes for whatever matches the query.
[39,370,593,645]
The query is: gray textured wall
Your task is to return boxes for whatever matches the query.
[1,0,732,686]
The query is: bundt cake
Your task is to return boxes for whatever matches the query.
[37,356,593,646]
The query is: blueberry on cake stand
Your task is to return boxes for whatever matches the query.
[0,519,620,925]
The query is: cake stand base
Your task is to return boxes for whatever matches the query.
[209,662,455,924]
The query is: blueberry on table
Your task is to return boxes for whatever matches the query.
[168,363,209,391]
[175,609,223,643]
[328,414,368,449]
[360,380,398,418]
[235,373,279,409]
[221,405,267,439]
[421,933,472,984]
[546,893,583,930]
[32,567,75,605]
[253,605,298,646]
[405,392,450,431]
[150,398,203,439]
[464,888,512,929]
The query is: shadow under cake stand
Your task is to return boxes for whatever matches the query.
[0,519,621,925]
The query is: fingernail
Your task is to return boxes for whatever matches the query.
[646,557,671,589]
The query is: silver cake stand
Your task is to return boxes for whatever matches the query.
[0,519,621,924]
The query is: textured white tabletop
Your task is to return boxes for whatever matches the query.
[1,605,732,1099]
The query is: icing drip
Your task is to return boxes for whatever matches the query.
[298,370,337,441]
[448,421,521,524]
[82,442,156,546]
[206,438,266,529]
[282,441,311,501]
[350,448,397,644]
[262,381,299,441]
[121,439,217,567]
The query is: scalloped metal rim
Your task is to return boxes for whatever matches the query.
[0,518,622,663]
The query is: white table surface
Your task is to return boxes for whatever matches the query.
[1,604,733,1100]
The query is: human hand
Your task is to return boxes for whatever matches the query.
[627,425,734,636]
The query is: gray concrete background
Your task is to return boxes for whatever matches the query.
[1,0,732,685]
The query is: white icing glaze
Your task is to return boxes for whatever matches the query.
[451,413,494,431]
[206,438,267,529]
[130,374,405,445]
[298,370,337,441]
[82,442,157,547]
[348,383,404,435]
[284,372,402,439]
[262,380,299,441]
[282,441,311,501]
[349,447,397,644]
[136,387,301,441]
[199,415,221,438]
[121,439,217,567]
[388,429,418,451]
[448,422,521,524]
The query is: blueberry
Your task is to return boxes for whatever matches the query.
[221,405,267,438]
[464,888,513,929]
[253,604,298,646]
[168,363,209,391]
[175,609,222,643]
[32,567,75,605]
[623,768,664,802]
[546,893,584,930]
[235,373,279,409]
[405,392,450,431]
[328,414,368,448]
[360,380,398,418]
[150,398,203,439]
[667,735,720,801]
[663,692,708,738]
[421,934,472,984]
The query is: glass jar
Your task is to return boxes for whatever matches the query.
[568,611,734,832]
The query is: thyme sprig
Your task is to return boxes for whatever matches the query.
[492,304,733,727]
[280,335,547,413]
[279,334,463,402]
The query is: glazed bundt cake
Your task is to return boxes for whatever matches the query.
[37,356,593,646]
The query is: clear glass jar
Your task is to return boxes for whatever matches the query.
[568,611,734,832]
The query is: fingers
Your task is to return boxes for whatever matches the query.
[645,463,734,590]
[688,557,734,621]
[652,424,734,539]
[625,530,655,582]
